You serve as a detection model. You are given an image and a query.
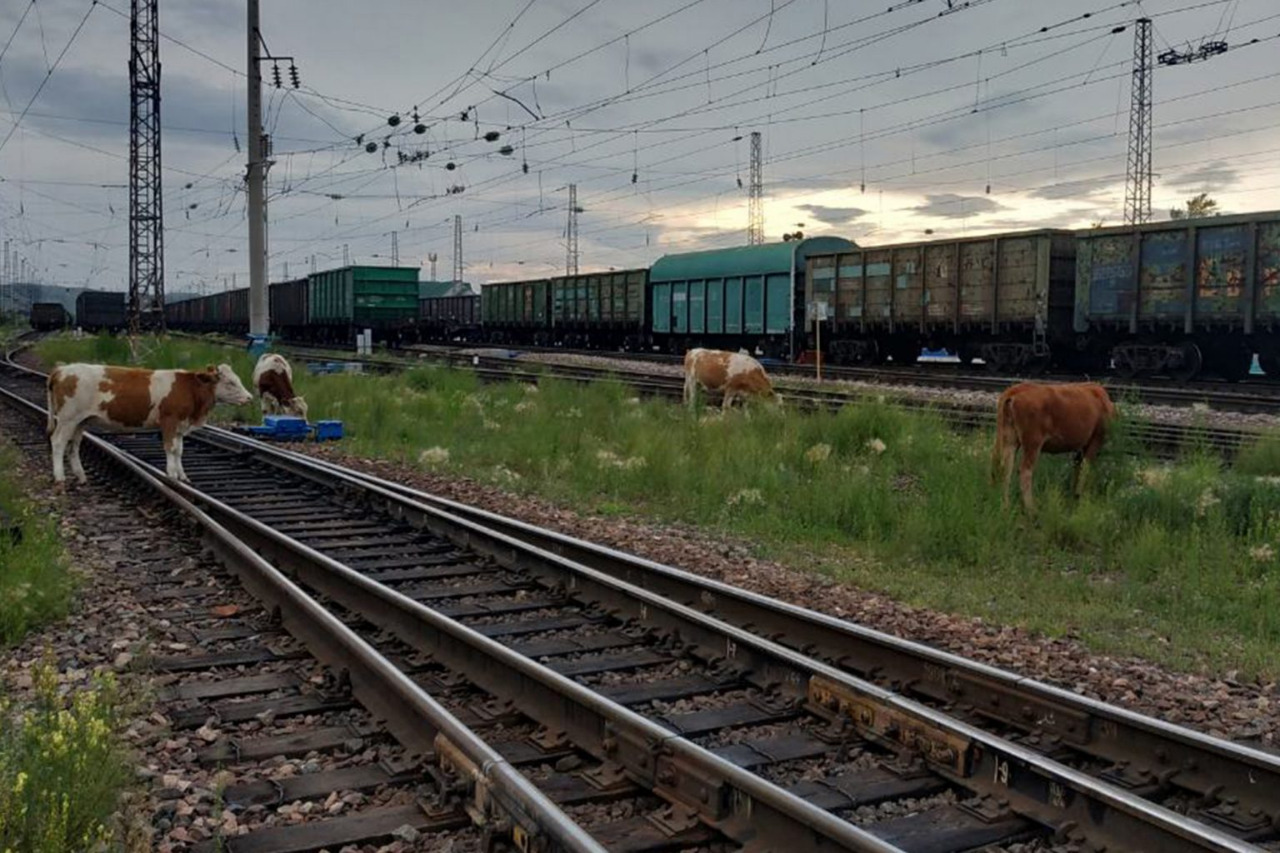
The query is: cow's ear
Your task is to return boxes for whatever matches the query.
[197,370,218,384]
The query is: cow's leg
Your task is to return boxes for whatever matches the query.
[1000,443,1018,509]
[683,373,697,408]
[68,423,89,484]
[1075,432,1105,498]
[49,418,78,484]
[1019,442,1042,512]
[161,424,182,481]
[722,388,737,411]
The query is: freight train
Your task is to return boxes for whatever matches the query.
[161,210,1280,380]
[29,303,72,332]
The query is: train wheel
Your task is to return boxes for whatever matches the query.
[1169,342,1203,383]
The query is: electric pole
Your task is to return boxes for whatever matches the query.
[391,231,399,266]
[247,0,268,344]
[566,184,579,275]
[128,0,164,334]
[452,215,463,286]
[1124,18,1153,225]
[748,131,764,245]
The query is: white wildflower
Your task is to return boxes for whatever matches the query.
[595,449,647,470]
[418,447,450,466]
[725,488,764,508]
[514,400,536,414]
[492,465,522,484]
[866,437,887,455]
[1255,475,1280,486]
[805,443,832,464]
[483,419,502,431]
[1136,467,1170,488]
[523,384,539,394]
[1194,488,1220,518]
[1191,402,1211,413]
[1249,543,1275,562]
[625,397,641,406]
[560,407,583,420]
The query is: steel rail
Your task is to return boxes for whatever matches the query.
[164,425,1268,852]
[0,381,609,853]
[206,422,1280,834]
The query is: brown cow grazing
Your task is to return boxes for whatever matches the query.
[253,353,308,419]
[683,348,780,410]
[47,363,252,485]
[991,382,1116,511]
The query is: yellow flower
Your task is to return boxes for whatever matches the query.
[13,772,27,795]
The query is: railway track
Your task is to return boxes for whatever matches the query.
[4,352,1278,850]
[405,342,1280,415]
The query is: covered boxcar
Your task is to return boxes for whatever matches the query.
[418,294,480,341]
[1074,211,1280,380]
[805,230,1077,369]
[269,278,309,340]
[30,302,71,331]
[651,237,855,358]
[75,290,126,332]
[307,266,419,343]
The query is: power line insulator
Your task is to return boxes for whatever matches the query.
[272,62,282,88]
[498,145,514,156]
[365,142,378,153]
[289,63,300,88]
[388,114,401,127]
[483,130,500,142]
[414,123,426,134]
[446,162,457,171]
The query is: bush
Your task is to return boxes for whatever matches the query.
[0,658,130,852]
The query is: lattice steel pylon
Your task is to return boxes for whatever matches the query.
[1124,18,1153,226]
[566,184,579,275]
[452,215,463,285]
[128,0,164,333]
[748,131,764,245]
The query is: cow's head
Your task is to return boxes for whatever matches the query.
[201,364,253,406]
[283,395,309,420]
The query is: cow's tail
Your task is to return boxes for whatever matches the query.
[990,392,1016,485]
[45,372,58,437]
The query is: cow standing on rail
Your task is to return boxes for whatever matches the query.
[683,348,779,410]
[47,363,253,485]
[253,353,308,419]
[991,381,1116,512]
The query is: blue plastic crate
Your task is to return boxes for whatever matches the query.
[314,420,344,441]
[263,415,309,434]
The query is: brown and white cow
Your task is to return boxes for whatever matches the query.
[683,348,779,410]
[47,363,252,485]
[990,381,1116,511]
[252,353,307,419]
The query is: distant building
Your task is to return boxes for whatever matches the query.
[418,280,475,299]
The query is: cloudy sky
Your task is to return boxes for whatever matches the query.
[1,0,1277,292]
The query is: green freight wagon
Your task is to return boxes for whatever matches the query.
[549,269,647,349]
[650,237,854,359]
[306,266,419,343]
[1074,210,1280,380]
[805,230,1076,369]
[482,279,552,345]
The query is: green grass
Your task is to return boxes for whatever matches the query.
[0,448,76,647]
[33,334,1280,678]
[0,657,131,852]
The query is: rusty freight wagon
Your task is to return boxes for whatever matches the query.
[1074,211,1280,380]
[804,230,1077,370]
[418,294,480,341]
[548,269,648,349]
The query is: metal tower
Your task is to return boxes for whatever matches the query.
[452,215,463,285]
[748,131,764,245]
[391,231,399,266]
[1124,18,1153,225]
[566,184,579,275]
[428,252,438,281]
[128,0,164,333]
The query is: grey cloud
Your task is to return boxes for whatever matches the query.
[1029,175,1121,201]
[908,194,1007,219]
[1165,160,1239,191]
[797,204,869,226]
